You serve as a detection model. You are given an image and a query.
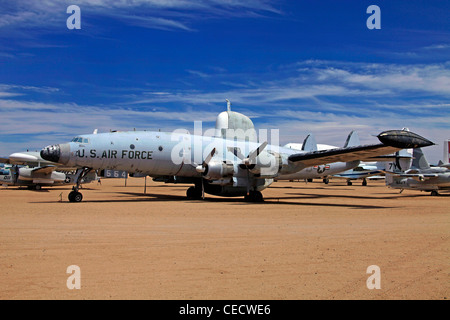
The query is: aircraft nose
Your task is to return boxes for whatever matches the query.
[40,144,61,163]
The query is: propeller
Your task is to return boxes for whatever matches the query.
[193,148,216,199]
[243,141,268,166]
[195,148,216,174]
[232,141,268,195]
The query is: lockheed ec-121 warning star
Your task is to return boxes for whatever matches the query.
[40,105,434,202]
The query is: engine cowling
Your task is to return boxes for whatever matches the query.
[241,151,282,177]
[203,161,234,180]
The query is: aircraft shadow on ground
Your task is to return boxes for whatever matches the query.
[30,191,398,209]
[281,192,427,200]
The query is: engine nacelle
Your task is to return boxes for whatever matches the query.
[203,161,234,180]
[242,151,282,177]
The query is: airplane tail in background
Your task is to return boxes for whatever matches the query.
[411,148,430,170]
[444,139,450,164]
[343,131,360,148]
[301,134,317,152]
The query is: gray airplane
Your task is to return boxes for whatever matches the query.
[385,147,450,196]
[40,107,434,202]
[0,151,96,190]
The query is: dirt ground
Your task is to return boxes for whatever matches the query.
[0,177,448,300]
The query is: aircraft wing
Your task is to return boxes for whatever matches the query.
[382,171,438,181]
[31,165,58,174]
[288,130,434,167]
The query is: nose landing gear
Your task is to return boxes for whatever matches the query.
[68,167,92,202]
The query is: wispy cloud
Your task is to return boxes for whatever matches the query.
[127,60,450,108]
[0,0,280,34]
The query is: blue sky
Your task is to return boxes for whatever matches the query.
[0,0,449,163]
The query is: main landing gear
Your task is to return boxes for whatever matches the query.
[244,190,264,202]
[68,167,92,202]
[186,186,203,200]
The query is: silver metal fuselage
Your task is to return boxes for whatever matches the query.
[386,172,450,191]
[56,131,308,187]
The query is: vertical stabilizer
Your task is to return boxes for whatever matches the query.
[343,131,360,148]
[444,139,450,164]
[411,148,430,170]
[301,134,317,152]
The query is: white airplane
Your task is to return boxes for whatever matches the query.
[332,149,413,186]
[40,105,434,202]
[276,131,361,183]
[384,144,450,196]
[0,151,96,190]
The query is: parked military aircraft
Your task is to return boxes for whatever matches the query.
[0,151,96,189]
[384,147,450,196]
[40,106,434,202]
[332,149,413,186]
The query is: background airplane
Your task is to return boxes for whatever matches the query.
[331,149,413,186]
[384,145,450,196]
[0,151,96,190]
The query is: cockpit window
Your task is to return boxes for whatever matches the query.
[71,137,89,144]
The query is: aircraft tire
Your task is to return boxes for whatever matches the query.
[186,187,202,200]
[69,191,83,202]
[323,178,329,184]
[347,180,353,186]
[35,185,42,190]
[431,190,439,196]
[362,179,367,186]
[244,191,264,203]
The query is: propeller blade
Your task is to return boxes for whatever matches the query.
[228,147,246,160]
[203,148,216,167]
[244,141,268,165]
[194,148,216,173]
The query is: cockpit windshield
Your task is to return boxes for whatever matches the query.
[71,137,90,144]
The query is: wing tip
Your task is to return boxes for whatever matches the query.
[377,130,435,149]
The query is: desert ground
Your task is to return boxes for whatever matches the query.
[0,177,448,300]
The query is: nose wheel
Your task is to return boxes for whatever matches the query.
[68,190,83,202]
[68,167,92,202]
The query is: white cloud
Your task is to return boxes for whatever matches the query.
[0,0,280,33]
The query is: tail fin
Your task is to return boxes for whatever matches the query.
[343,131,360,148]
[444,139,450,164]
[301,134,317,152]
[411,148,430,170]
